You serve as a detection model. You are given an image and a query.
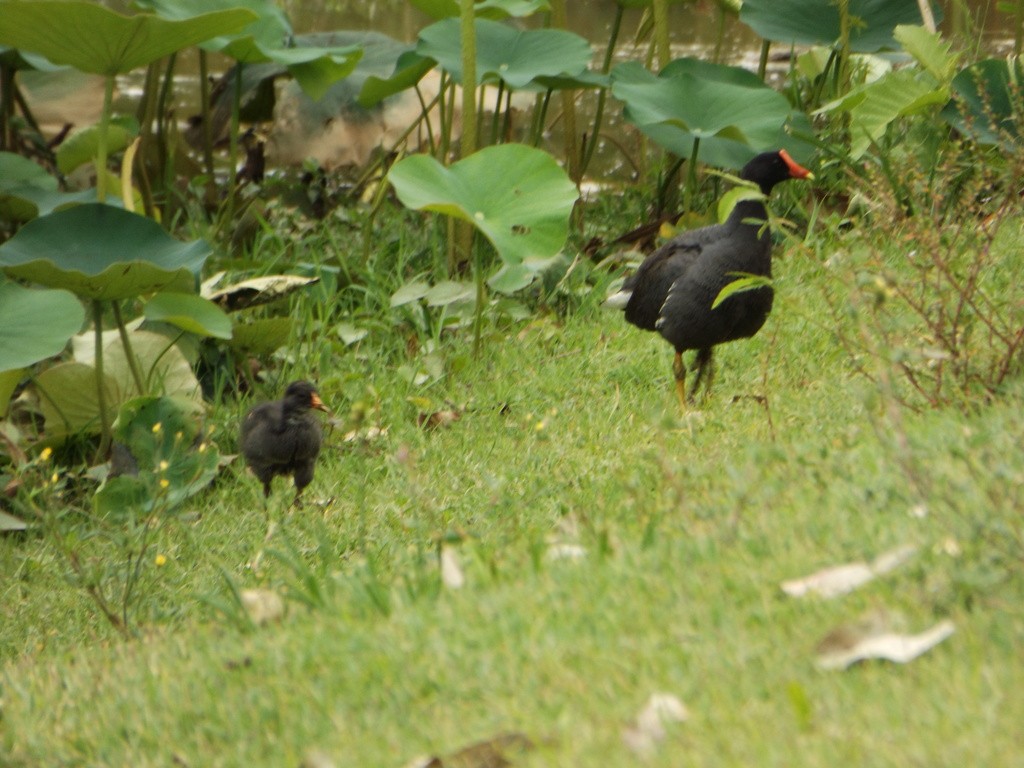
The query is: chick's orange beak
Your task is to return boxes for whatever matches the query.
[310,392,330,413]
[779,149,815,181]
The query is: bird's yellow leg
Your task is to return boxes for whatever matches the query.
[672,352,687,410]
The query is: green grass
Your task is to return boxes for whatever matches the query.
[2,218,1023,766]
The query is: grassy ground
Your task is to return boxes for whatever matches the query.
[2,217,1023,766]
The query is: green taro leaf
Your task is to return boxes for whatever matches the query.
[740,0,941,53]
[143,293,232,340]
[425,281,476,307]
[941,58,1024,146]
[612,59,814,170]
[227,318,292,354]
[0,2,257,75]
[416,18,593,90]
[893,24,959,84]
[487,253,564,294]
[391,280,431,308]
[819,69,949,158]
[0,283,84,371]
[388,144,578,266]
[0,204,211,301]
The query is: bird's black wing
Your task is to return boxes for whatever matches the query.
[623,224,724,331]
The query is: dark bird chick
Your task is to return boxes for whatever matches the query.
[605,149,813,407]
[240,381,329,503]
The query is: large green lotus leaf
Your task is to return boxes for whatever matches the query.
[73,329,203,408]
[409,0,551,20]
[614,0,694,7]
[819,69,948,158]
[941,58,1024,146]
[137,0,361,100]
[136,0,291,54]
[0,2,257,75]
[358,49,436,108]
[0,282,84,371]
[0,204,210,300]
[388,144,578,265]
[416,18,593,89]
[612,60,814,169]
[34,361,119,439]
[55,116,140,175]
[262,44,363,102]
[0,152,95,220]
[740,0,941,53]
[0,152,57,191]
[143,293,232,340]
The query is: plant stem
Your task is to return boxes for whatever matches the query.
[489,80,505,146]
[652,0,671,70]
[472,238,485,356]
[757,39,771,81]
[580,3,623,178]
[683,137,701,214]
[226,62,243,222]
[455,0,478,268]
[112,301,146,395]
[95,75,116,203]
[93,300,111,458]
[550,0,581,182]
[0,62,14,150]
[198,50,216,195]
[915,0,937,33]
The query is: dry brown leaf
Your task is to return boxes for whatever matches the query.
[418,409,462,430]
[440,545,465,589]
[781,544,917,598]
[815,617,954,670]
[240,588,284,626]
[403,732,534,768]
[622,693,688,755]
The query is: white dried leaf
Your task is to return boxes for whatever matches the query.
[300,749,337,768]
[546,543,587,561]
[440,545,465,589]
[622,693,688,755]
[816,619,955,670]
[240,588,284,626]
[342,425,389,443]
[206,274,320,311]
[781,544,917,598]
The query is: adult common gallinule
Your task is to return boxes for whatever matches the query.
[606,149,813,407]
[240,381,329,503]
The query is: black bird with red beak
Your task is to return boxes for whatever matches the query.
[240,381,330,503]
[606,149,814,407]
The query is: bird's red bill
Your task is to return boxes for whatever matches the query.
[310,392,330,412]
[779,149,813,180]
